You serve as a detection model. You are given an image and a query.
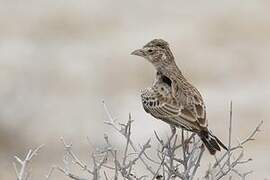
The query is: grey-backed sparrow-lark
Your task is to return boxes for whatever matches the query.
[131,39,227,155]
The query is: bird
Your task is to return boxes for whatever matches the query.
[131,39,227,155]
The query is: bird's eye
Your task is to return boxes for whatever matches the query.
[147,49,153,53]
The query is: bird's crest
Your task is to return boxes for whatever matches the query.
[143,39,169,49]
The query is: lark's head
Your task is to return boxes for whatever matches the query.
[131,39,175,68]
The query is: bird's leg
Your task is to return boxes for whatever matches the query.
[167,125,176,147]
[170,125,176,135]
[162,125,177,152]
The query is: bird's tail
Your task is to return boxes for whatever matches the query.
[199,130,227,155]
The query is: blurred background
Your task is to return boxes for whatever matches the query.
[0,0,269,179]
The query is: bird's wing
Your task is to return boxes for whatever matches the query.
[168,74,207,128]
[184,87,207,127]
[141,87,201,130]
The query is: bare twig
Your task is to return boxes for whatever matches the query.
[60,137,94,175]
[103,102,155,175]
[14,102,262,180]
[47,166,88,180]
[13,144,44,180]
[206,102,263,180]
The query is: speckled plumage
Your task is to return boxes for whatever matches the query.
[141,71,206,131]
[131,39,227,155]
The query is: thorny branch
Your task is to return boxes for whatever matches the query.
[13,144,44,180]
[205,102,263,180]
[14,102,263,180]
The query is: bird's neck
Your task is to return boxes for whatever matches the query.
[157,61,182,78]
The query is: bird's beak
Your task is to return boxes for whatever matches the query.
[131,49,145,57]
